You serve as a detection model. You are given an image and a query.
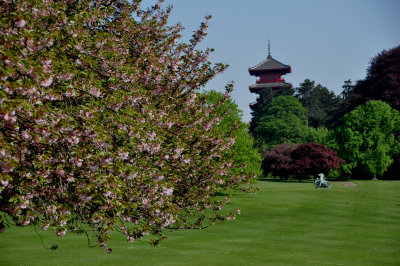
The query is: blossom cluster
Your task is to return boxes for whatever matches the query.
[0,0,250,252]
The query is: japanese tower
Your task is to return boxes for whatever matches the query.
[248,41,292,110]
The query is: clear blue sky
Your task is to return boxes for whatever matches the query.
[142,0,400,122]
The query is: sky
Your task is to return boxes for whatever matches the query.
[141,0,400,122]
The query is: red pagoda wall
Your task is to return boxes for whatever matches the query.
[256,72,285,83]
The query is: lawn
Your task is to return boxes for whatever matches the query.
[1,180,399,265]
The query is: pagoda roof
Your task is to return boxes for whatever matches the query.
[249,82,292,93]
[249,55,291,76]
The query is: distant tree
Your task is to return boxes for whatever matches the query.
[205,90,262,178]
[295,79,346,129]
[341,79,354,99]
[255,96,308,150]
[303,127,330,146]
[234,124,263,177]
[262,144,300,179]
[290,143,345,181]
[335,100,400,178]
[249,86,294,138]
[349,45,400,111]
[204,89,242,132]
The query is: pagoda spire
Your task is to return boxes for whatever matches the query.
[268,39,271,58]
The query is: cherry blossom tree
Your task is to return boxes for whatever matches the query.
[0,0,250,252]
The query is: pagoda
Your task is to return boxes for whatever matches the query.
[248,41,292,109]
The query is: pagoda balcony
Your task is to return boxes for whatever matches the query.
[249,82,292,93]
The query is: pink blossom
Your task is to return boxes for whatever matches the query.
[60,73,73,81]
[56,229,67,237]
[88,87,101,97]
[39,76,53,87]
[15,18,26,28]
[173,148,184,159]
[66,136,80,146]
[55,168,65,177]
[89,165,99,172]
[226,215,236,221]
[20,220,30,226]
[79,194,92,202]
[149,143,161,155]
[100,157,112,165]
[19,199,29,209]
[46,205,56,214]
[3,112,17,123]
[146,131,157,141]
[215,179,224,185]
[162,187,173,196]
[155,1,163,9]
[236,208,241,215]
[118,151,129,160]
[42,59,52,73]
[188,92,197,104]
[44,37,54,47]
[41,224,50,231]
[21,130,31,141]
[202,121,212,131]
[0,179,9,187]
[0,150,10,159]
[1,164,14,173]
[75,158,83,167]
[126,172,137,181]
[142,198,151,208]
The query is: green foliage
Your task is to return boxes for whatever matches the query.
[204,89,242,132]
[303,127,330,145]
[204,90,262,177]
[340,79,354,99]
[255,96,308,149]
[233,123,263,177]
[295,79,348,129]
[335,100,400,178]
[249,86,294,138]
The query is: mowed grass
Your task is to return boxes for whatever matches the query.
[1,180,399,265]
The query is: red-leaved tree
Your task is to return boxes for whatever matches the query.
[262,144,299,179]
[291,143,345,180]
[0,0,250,252]
[349,45,400,111]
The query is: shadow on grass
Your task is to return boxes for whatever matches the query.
[257,178,314,184]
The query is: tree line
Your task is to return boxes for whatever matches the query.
[252,45,400,180]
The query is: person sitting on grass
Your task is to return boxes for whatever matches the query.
[314,173,331,188]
